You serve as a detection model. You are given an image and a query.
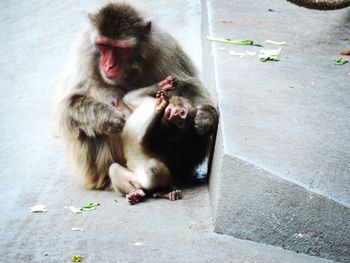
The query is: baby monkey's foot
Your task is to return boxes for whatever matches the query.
[158,76,178,91]
[126,189,146,205]
[153,190,182,201]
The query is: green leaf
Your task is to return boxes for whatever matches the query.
[207,36,262,47]
[70,255,84,262]
[333,57,348,65]
[259,55,280,62]
[79,202,100,211]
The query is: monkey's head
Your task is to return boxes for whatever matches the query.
[162,97,196,132]
[89,3,151,85]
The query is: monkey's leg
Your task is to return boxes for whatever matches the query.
[143,159,173,190]
[126,189,146,205]
[109,163,141,194]
[144,159,181,201]
[153,189,182,201]
[109,163,146,205]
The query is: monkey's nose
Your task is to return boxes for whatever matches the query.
[106,61,116,71]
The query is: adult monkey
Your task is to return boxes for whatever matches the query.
[54,3,218,189]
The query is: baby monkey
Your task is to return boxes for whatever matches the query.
[109,77,200,204]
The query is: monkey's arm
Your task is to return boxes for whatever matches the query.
[123,86,159,109]
[64,92,125,138]
[139,108,163,146]
[138,89,172,146]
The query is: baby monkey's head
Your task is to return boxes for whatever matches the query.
[162,96,196,131]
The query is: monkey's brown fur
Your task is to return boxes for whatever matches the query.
[93,3,150,39]
[141,96,209,184]
[53,3,218,190]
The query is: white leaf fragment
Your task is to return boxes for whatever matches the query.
[30,205,48,213]
[228,51,246,57]
[246,51,256,56]
[72,227,84,232]
[265,40,287,45]
[64,205,82,214]
[134,242,144,246]
[228,50,256,58]
[259,48,281,56]
[259,48,282,61]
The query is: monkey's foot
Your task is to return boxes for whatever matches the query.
[153,190,182,201]
[126,189,146,205]
[158,76,178,91]
[155,91,169,112]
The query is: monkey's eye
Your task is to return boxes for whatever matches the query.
[179,106,186,117]
[96,43,111,50]
[180,109,186,117]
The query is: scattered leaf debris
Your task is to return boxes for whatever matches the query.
[216,20,238,24]
[259,56,280,62]
[259,48,281,62]
[333,57,348,65]
[264,40,286,45]
[228,50,256,58]
[293,233,305,239]
[340,50,350,56]
[72,227,84,232]
[208,36,288,62]
[134,242,144,246]
[207,36,263,47]
[65,203,100,214]
[65,206,82,214]
[70,255,84,262]
[268,8,281,12]
[30,205,47,213]
[80,202,100,211]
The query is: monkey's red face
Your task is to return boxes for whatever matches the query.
[162,97,196,130]
[95,37,134,81]
[164,104,187,127]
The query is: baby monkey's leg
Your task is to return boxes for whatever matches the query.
[109,163,146,205]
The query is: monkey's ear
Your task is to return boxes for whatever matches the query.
[142,21,152,33]
[88,13,97,24]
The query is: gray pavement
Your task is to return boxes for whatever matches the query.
[0,1,344,263]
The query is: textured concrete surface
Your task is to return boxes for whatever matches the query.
[0,1,336,263]
[203,0,350,262]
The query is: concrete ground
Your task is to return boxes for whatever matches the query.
[0,1,342,263]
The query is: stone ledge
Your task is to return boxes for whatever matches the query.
[202,0,350,262]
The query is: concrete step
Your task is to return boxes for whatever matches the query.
[202,0,350,262]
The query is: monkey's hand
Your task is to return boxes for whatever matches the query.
[194,105,218,136]
[98,109,126,134]
[155,90,169,113]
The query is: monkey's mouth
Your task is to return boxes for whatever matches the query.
[104,64,122,79]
